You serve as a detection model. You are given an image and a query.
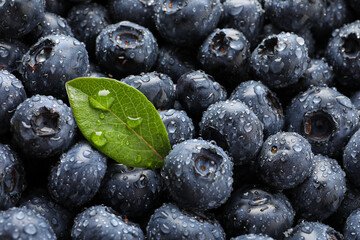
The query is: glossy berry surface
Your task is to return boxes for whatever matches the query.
[284,221,344,240]
[343,128,360,187]
[147,202,225,240]
[161,139,233,210]
[0,39,28,73]
[231,234,275,240]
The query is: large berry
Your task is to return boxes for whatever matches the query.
[283,221,344,240]
[343,128,360,187]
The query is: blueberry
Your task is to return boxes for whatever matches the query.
[159,109,195,146]
[97,162,163,219]
[67,2,110,58]
[20,35,89,100]
[297,58,334,90]
[122,71,175,110]
[0,207,56,239]
[286,86,359,158]
[200,100,264,165]
[0,0,45,38]
[198,28,251,89]
[161,139,233,210]
[326,20,360,89]
[344,208,360,240]
[71,205,144,240]
[45,0,71,16]
[27,12,74,45]
[230,234,275,240]
[0,70,27,135]
[351,90,360,116]
[154,44,196,83]
[283,221,344,240]
[221,0,265,47]
[48,141,107,208]
[264,0,324,32]
[222,186,295,239]
[20,193,73,240]
[175,70,227,121]
[146,202,225,240]
[10,95,76,159]
[251,32,309,89]
[229,80,284,138]
[154,0,222,47]
[0,144,26,210]
[96,21,158,78]
[288,154,346,221]
[257,132,313,190]
[343,128,360,187]
[0,39,28,73]
[108,0,156,30]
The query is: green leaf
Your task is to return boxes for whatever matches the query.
[66,77,171,168]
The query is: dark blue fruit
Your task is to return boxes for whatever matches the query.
[161,139,233,210]
[122,71,175,110]
[48,141,107,208]
[251,32,309,89]
[288,154,346,221]
[159,109,195,146]
[147,202,225,240]
[20,34,89,100]
[231,234,275,240]
[97,162,163,219]
[343,128,360,188]
[257,132,313,190]
[222,187,295,239]
[286,86,359,158]
[0,144,26,210]
[0,70,27,135]
[10,95,76,159]
[344,208,360,240]
[0,207,56,239]
[154,0,222,47]
[229,80,284,138]
[283,221,344,240]
[0,39,28,73]
[96,21,158,78]
[71,205,144,240]
[200,100,264,165]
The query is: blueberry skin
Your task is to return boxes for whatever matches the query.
[221,0,265,47]
[283,221,344,240]
[28,12,74,45]
[230,80,284,138]
[251,32,309,89]
[20,193,73,240]
[67,2,110,58]
[264,0,324,32]
[286,86,359,158]
[147,202,226,240]
[0,70,27,135]
[0,207,56,239]
[0,39,28,73]
[222,187,295,239]
[343,128,360,187]
[96,21,158,79]
[176,70,227,121]
[71,205,144,240]
[257,132,313,190]
[109,0,156,30]
[45,0,71,16]
[351,91,360,115]
[161,139,233,210]
[159,109,195,146]
[48,141,107,208]
[231,234,275,240]
[154,0,222,47]
[200,100,264,165]
[344,208,360,240]
[97,162,163,219]
[289,154,346,221]
[0,0,45,38]
[297,58,334,90]
[198,28,251,89]
[20,35,89,100]
[10,95,76,159]
[0,144,26,210]
[122,71,175,110]
[154,44,196,83]
[326,20,360,89]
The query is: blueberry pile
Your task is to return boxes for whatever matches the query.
[3,0,360,239]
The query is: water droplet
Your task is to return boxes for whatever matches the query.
[83,150,92,158]
[89,89,115,111]
[167,121,177,133]
[312,95,322,104]
[293,144,302,152]
[126,116,143,128]
[91,131,108,147]
[11,80,23,89]
[99,113,105,119]
[24,224,37,235]
[244,123,253,133]
[336,96,352,108]
[160,223,170,234]
[16,211,25,220]
[276,41,286,52]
